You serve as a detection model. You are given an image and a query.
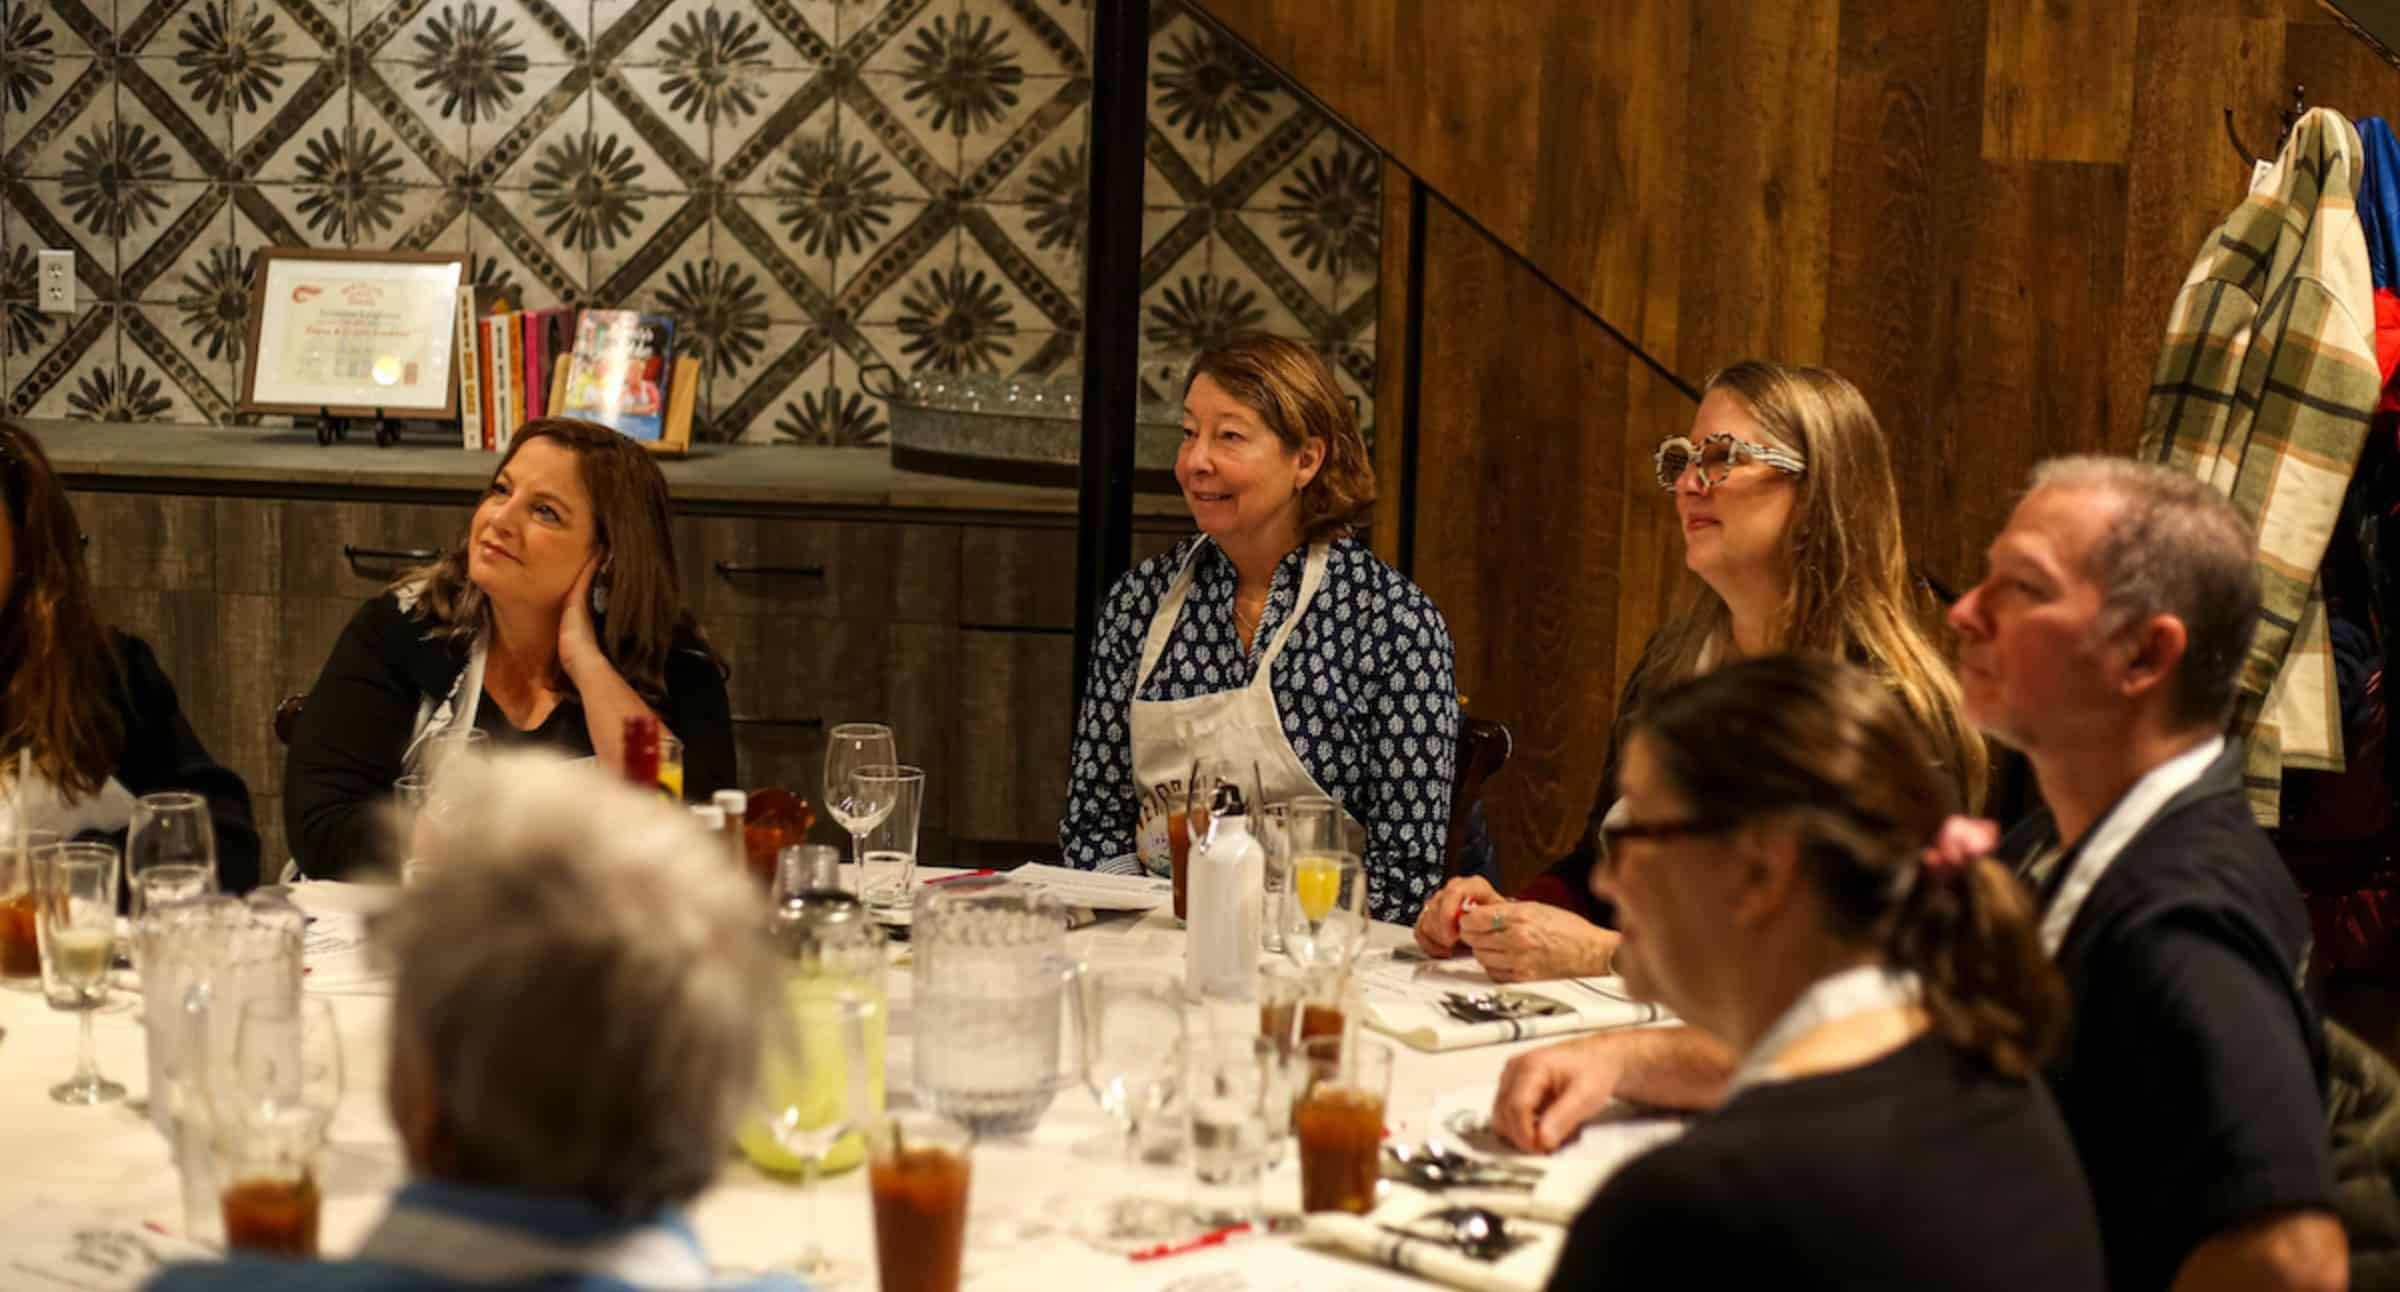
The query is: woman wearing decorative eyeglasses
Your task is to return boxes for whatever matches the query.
[1538,655,2101,1290]
[1414,361,1982,981]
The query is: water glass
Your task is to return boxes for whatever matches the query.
[1256,803,1291,954]
[127,792,214,921]
[1183,1032,1277,1226]
[912,880,1068,1135]
[777,844,844,900]
[215,1113,322,1256]
[37,842,124,1104]
[856,765,925,919]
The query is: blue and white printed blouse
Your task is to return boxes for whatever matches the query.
[1060,534,1459,922]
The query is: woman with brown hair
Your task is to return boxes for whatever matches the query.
[285,419,731,879]
[1059,335,1457,921]
[1416,360,1983,978]
[1541,654,2101,1290]
[0,422,258,889]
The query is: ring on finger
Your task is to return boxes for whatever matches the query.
[1489,910,1506,934]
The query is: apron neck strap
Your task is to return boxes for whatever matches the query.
[1133,541,1332,692]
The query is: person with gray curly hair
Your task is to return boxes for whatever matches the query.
[147,750,800,1292]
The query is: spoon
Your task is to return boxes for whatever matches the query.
[1380,1146,1535,1191]
[1414,1140,1543,1180]
[1376,1206,1522,1260]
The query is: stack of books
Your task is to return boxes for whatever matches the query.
[455,293,699,455]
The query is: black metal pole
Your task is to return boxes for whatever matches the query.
[1073,0,1147,706]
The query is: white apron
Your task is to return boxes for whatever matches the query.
[1129,541,1362,873]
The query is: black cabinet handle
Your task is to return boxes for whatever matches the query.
[344,544,439,565]
[714,561,828,578]
[730,715,826,729]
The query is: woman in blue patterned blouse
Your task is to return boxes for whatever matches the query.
[1059,335,1458,922]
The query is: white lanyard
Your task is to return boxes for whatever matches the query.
[2035,735,2224,955]
[1724,964,1924,1098]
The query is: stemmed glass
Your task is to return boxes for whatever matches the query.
[36,842,124,1104]
[822,724,898,893]
[1279,798,1369,977]
[763,993,877,1285]
[232,995,345,1133]
[1073,967,1188,1245]
[126,792,214,921]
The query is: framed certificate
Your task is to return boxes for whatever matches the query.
[238,248,467,419]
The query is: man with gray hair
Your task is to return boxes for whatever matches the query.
[1952,456,2344,1292]
[147,751,800,1291]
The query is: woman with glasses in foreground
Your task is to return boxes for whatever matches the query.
[1543,655,2101,1290]
[1413,360,1981,984]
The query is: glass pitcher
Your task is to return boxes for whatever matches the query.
[912,878,1072,1135]
[737,885,888,1175]
[134,895,305,1246]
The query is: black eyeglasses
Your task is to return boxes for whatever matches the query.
[1597,816,1731,869]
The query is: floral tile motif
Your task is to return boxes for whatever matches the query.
[959,72,1079,199]
[841,196,943,324]
[593,66,709,187]
[589,191,709,302]
[486,81,597,189]
[483,183,589,299]
[707,316,819,441]
[852,71,957,193]
[462,59,576,178]
[386,0,539,136]
[162,225,249,366]
[889,253,1022,376]
[12,56,111,180]
[248,83,346,184]
[119,180,221,299]
[960,202,1071,330]
[10,306,117,419]
[124,300,231,419]
[768,340,887,445]
[721,195,837,313]
[753,121,902,263]
[592,204,707,314]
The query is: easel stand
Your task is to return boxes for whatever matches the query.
[303,408,405,447]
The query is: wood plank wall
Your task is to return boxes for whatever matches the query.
[1214,0,2400,887]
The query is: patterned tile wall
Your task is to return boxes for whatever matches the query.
[0,0,1380,443]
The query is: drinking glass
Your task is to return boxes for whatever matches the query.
[1295,1035,1392,1214]
[1072,966,1188,1244]
[1279,847,1369,978]
[407,725,489,783]
[233,995,345,1134]
[127,792,214,921]
[659,733,686,802]
[855,765,925,920]
[823,723,898,892]
[0,828,62,982]
[763,992,878,1284]
[867,1112,973,1292]
[1256,802,1291,954]
[1183,1031,1276,1225]
[37,842,124,1104]
[777,844,844,901]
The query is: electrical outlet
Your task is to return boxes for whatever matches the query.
[37,251,74,314]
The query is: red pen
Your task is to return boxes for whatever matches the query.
[1128,1222,1251,1261]
[922,869,998,887]
[1454,895,1481,939]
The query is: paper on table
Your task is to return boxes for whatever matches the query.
[0,1203,212,1291]
[1010,863,1173,913]
[1353,950,1672,1052]
[1428,1087,1690,1185]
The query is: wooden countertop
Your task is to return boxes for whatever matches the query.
[23,421,1190,522]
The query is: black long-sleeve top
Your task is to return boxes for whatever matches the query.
[283,591,734,878]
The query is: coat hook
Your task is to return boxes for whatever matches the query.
[2225,87,2309,170]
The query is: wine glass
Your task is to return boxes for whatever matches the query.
[1073,967,1188,1245]
[822,723,897,891]
[1280,798,1369,977]
[762,993,877,1284]
[126,792,215,922]
[36,842,124,1104]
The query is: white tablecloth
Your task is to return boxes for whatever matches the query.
[0,878,1679,1290]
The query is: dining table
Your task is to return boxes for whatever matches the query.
[0,869,1684,1292]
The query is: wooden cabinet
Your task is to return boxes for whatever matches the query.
[69,486,1138,869]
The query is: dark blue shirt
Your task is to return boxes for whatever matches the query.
[1061,534,1457,921]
